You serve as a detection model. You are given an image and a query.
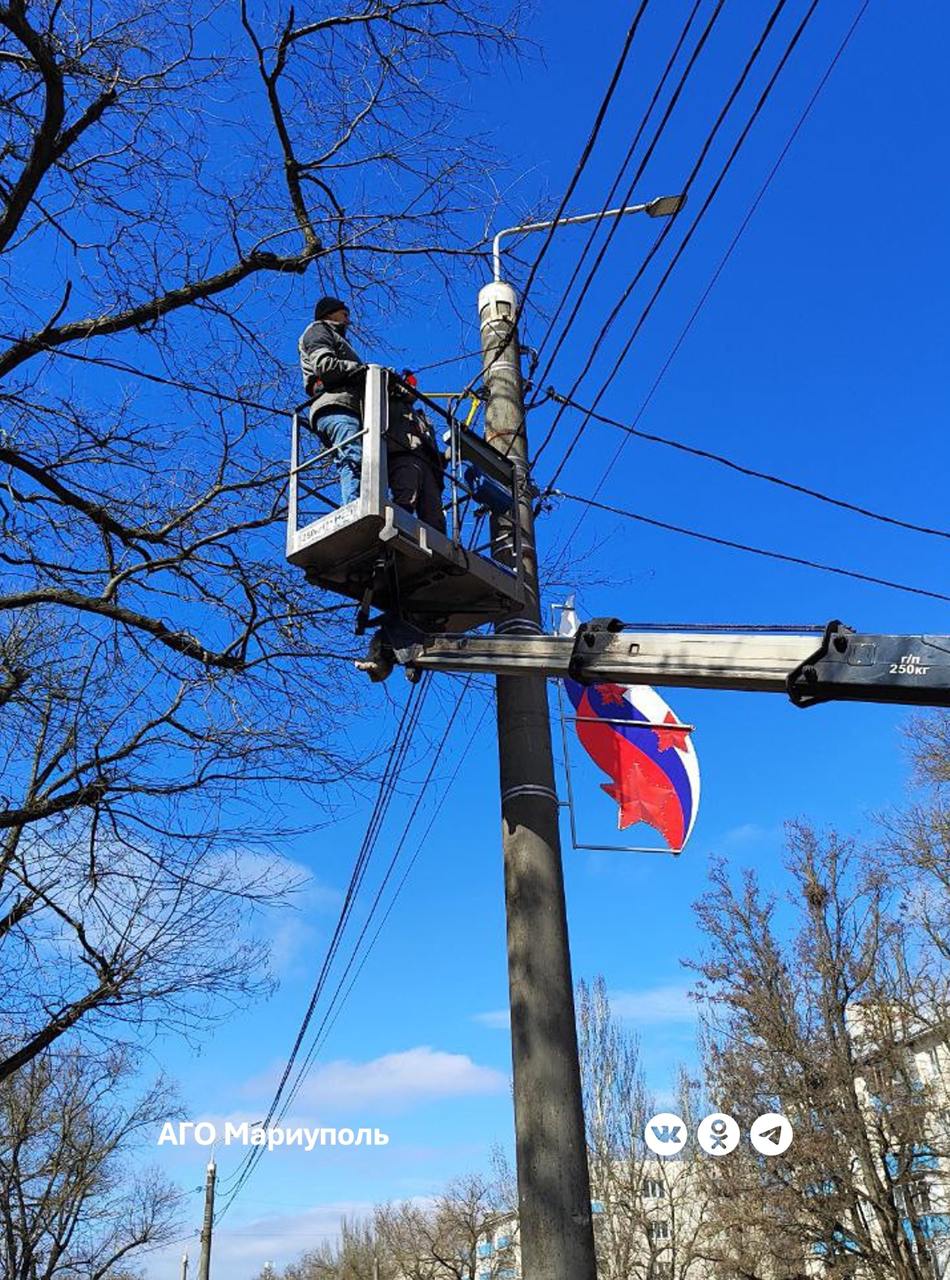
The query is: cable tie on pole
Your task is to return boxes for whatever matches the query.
[502,784,560,806]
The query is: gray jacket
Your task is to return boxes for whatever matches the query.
[298,319,364,423]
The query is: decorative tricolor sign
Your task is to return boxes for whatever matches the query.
[558,604,700,853]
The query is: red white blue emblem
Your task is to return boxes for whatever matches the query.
[559,605,700,852]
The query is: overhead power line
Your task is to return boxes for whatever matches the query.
[309,696,491,1056]
[547,0,872,566]
[411,347,483,374]
[217,675,487,1223]
[531,0,783,466]
[269,681,483,1129]
[543,0,816,485]
[217,678,429,1213]
[2,329,487,414]
[510,0,652,318]
[0,331,285,415]
[456,1,654,408]
[545,389,949,540]
[551,490,950,604]
[528,0,715,401]
[582,0,873,482]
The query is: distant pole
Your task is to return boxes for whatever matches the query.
[181,1252,189,1280]
[373,1252,380,1280]
[197,1158,217,1280]
[477,279,596,1280]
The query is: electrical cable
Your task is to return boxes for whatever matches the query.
[218,698,426,1204]
[0,332,484,417]
[0,332,285,415]
[527,0,713,403]
[217,678,485,1222]
[545,0,872,567]
[535,0,803,475]
[566,0,872,491]
[544,389,949,540]
[309,690,491,1058]
[216,679,428,1209]
[504,0,652,323]
[546,0,822,486]
[453,0,654,409]
[551,489,950,604]
[269,680,481,1128]
[410,347,483,374]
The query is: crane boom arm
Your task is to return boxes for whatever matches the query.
[384,620,950,708]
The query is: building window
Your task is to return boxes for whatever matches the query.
[907,1181,933,1216]
[496,1235,510,1249]
[642,1178,665,1199]
[477,1242,493,1258]
[648,1220,670,1241]
[887,1145,939,1178]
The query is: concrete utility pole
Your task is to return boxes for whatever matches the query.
[181,1252,189,1280]
[197,1158,217,1280]
[478,278,597,1280]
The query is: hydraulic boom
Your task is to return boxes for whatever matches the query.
[363,619,950,709]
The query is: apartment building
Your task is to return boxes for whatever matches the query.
[840,1007,950,1279]
[472,1159,715,1280]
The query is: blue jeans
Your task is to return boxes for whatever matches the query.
[317,411,362,505]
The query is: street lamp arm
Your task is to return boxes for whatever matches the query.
[491,193,686,281]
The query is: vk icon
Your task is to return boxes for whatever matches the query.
[644,1112,688,1155]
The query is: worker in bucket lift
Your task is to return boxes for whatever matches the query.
[387,371,447,533]
[298,296,365,505]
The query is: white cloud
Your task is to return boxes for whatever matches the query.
[650,1088,679,1111]
[266,911,321,979]
[246,1046,508,1112]
[216,848,341,977]
[296,1047,508,1109]
[609,984,696,1025]
[717,822,775,849]
[472,1009,510,1030]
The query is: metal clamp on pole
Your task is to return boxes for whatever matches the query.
[567,617,625,684]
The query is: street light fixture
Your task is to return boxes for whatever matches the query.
[645,193,687,218]
[491,191,686,281]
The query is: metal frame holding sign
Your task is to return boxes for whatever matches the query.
[552,600,701,855]
[555,680,697,856]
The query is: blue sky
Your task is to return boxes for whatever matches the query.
[141,2,949,1275]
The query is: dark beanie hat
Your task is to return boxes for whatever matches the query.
[314,295,347,321]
